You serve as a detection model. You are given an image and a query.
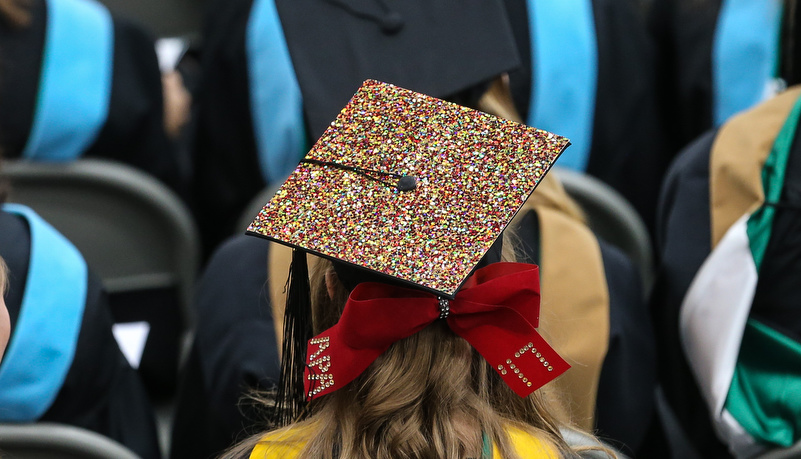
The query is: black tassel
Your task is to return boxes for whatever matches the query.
[272,249,313,426]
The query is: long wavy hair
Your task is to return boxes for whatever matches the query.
[222,230,579,459]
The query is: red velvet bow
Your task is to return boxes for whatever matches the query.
[303,262,570,400]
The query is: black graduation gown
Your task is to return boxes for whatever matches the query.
[0,209,162,459]
[652,123,801,457]
[0,0,188,197]
[171,208,655,458]
[189,0,262,256]
[190,0,520,256]
[503,0,667,232]
[648,0,800,156]
[513,210,656,456]
[648,0,724,156]
[170,235,279,459]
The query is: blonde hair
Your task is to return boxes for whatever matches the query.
[223,232,577,459]
[0,255,7,294]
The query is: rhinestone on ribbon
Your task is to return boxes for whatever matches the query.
[307,336,334,396]
[438,297,450,319]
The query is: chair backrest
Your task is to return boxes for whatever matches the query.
[236,182,284,235]
[0,423,141,459]
[754,442,801,459]
[560,427,630,459]
[3,159,200,328]
[554,167,655,294]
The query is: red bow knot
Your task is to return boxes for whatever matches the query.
[303,262,570,399]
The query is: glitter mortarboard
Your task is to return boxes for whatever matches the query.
[247,79,569,299]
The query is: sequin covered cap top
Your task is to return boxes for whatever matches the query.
[247,79,569,298]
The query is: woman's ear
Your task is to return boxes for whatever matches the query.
[325,269,338,300]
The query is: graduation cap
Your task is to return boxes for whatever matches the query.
[273,0,521,138]
[246,80,569,425]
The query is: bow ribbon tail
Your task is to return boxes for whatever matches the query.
[303,325,387,400]
[303,292,439,400]
[449,312,570,397]
[302,263,569,400]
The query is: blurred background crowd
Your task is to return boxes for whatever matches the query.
[0,0,800,457]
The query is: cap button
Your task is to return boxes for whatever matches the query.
[379,11,404,35]
[397,175,417,191]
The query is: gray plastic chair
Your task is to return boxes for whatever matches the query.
[3,158,200,329]
[553,167,655,294]
[755,442,801,459]
[561,426,630,459]
[0,423,141,459]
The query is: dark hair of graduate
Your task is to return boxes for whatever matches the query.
[0,0,30,203]
[0,0,30,27]
[0,149,8,205]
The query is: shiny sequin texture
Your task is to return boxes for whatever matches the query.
[247,80,569,298]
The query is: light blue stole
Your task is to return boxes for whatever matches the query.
[526,0,598,172]
[713,0,783,126]
[21,0,113,161]
[0,204,88,421]
[246,0,307,184]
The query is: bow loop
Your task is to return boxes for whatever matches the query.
[341,284,438,349]
[451,262,542,328]
[303,263,569,399]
